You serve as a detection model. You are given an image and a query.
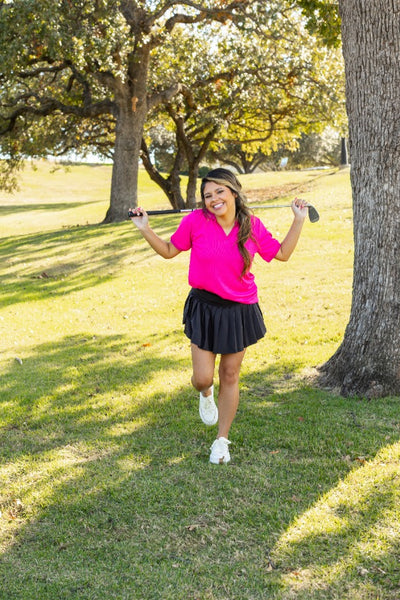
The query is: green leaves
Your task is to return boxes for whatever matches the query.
[145,3,345,178]
[296,0,341,47]
[0,0,345,213]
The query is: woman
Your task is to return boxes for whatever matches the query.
[130,168,308,464]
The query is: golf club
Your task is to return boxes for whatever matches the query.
[252,203,320,223]
[128,203,319,222]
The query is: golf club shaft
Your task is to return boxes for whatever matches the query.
[130,204,319,222]
[251,204,319,222]
[145,205,294,213]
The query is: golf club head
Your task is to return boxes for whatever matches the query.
[308,205,320,223]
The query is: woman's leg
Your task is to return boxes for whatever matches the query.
[217,349,246,439]
[190,343,216,396]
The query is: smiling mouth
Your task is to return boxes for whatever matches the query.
[212,202,225,210]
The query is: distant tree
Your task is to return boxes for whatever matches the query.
[145,125,176,174]
[142,3,345,206]
[0,0,252,222]
[208,14,345,173]
[140,24,233,209]
[287,128,342,169]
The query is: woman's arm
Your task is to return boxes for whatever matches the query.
[274,199,308,262]
[130,207,181,259]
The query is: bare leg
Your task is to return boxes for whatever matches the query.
[217,350,246,439]
[190,343,216,396]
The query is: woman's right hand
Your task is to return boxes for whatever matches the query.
[129,207,149,229]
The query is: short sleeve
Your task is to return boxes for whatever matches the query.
[250,216,281,262]
[170,211,195,251]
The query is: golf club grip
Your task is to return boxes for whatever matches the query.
[128,209,193,217]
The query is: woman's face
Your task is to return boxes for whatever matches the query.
[203,181,237,219]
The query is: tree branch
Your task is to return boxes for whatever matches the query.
[0,98,115,136]
[148,82,182,110]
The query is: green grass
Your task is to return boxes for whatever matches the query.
[1,163,399,599]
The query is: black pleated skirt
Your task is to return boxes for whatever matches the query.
[183,288,266,354]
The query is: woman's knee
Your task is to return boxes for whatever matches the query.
[218,351,245,386]
[191,373,213,392]
[219,363,241,386]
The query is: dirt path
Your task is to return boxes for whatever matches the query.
[244,182,314,204]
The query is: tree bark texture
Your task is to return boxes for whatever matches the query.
[319,0,400,397]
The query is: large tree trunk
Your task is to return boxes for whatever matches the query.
[103,103,146,222]
[103,46,150,223]
[318,1,400,397]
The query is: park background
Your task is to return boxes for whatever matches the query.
[1,0,400,598]
[1,162,399,599]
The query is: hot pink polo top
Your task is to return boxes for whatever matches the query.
[170,209,281,304]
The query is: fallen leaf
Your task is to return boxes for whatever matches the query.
[186,523,204,531]
[265,558,276,572]
[58,543,68,551]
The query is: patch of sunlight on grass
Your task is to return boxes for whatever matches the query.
[1,444,112,541]
[107,420,150,439]
[273,441,400,598]
[116,455,152,473]
[166,456,185,467]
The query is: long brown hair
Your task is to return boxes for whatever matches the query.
[200,168,253,276]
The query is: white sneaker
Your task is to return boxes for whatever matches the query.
[209,437,231,464]
[199,385,218,426]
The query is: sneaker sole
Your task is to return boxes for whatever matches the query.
[199,410,218,426]
[209,457,230,465]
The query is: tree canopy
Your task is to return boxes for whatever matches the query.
[0,0,344,218]
[141,5,345,205]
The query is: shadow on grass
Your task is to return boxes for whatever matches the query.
[0,218,180,308]
[0,201,101,217]
[0,332,399,599]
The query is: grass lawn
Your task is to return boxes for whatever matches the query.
[0,162,399,599]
